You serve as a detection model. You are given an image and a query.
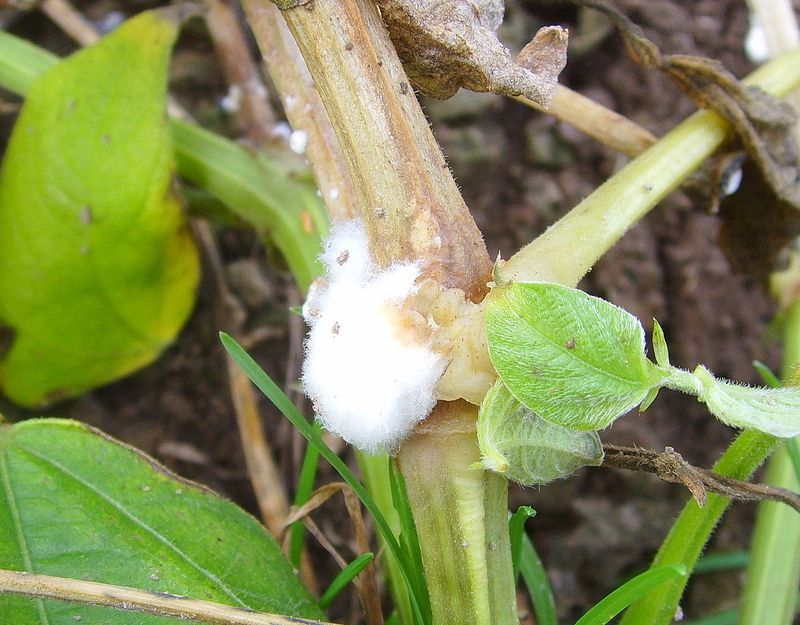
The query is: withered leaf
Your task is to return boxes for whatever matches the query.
[718,159,800,280]
[571,0,800,276]
[377,0,568,106]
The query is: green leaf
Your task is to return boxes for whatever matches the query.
[518,535,557,625]
[0,28,326,300]
[574,564,687,625]
[0,419,322,624]
[319,553,374,609]
[652,319,670,368]
[509,506,536,580]
[485,282,662,430]
[688,365,800,438]
[477,380,604,485]
[0,10,199,407]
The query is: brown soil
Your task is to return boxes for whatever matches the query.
[0,1,795,623]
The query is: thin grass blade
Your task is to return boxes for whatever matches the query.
[519,534,557,625]
[509,506,536,580]
[753,360,781,389]
[319,553,375,609]
[289,423,322,569]
[220,333,429,625]
[574,564,687,625]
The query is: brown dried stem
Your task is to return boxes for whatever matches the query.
[241,0,357,222]
[271,0,491,297]
[0,569,339,625]
[602,444,800,512]
[193,221,319,594]
[192,221,292,538]
[514,84,657,157]
[282,483,383,625]
[39,0,98,45]
[205,0,278,146]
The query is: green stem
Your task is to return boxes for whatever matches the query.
[397,403,517,625]
[358,452,415,625]
[503,47,800,287]
[618,430,778,625]
[739,299,800,625]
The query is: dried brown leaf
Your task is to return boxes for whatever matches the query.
[570,0,800,276]
[718,160,800,280]
[377,0,567,106]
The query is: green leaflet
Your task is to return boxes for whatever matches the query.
[677,366,800,438]
[485,282,663,431]
[0,10,199,407]
[0,419,323,624]
[477,379,603,485]
[485,282,800,439]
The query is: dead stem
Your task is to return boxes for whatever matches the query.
[283,284,307,415]
[0,569,339,625]
[194,220,321,595]
[602,444,800,512]
[39,0,98,45]
[192,221,293,538]
[205,0,277,146]
[514,84,657,157]
[272,0,491,296]
[282,483,384,625]
[242,0,357,222]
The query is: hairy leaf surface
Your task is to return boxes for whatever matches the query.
[477,379,603,485]
[485,282,662,430]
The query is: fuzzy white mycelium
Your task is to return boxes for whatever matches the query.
[302,220,448,453]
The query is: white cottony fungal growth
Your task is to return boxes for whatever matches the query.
[302,220,446,453]
[289,129,309,154]
[220,85,243,113]
[744,13,770,63]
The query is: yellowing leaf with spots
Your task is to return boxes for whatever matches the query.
[0,11,199,407]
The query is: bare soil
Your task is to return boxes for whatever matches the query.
[1,0,795,622]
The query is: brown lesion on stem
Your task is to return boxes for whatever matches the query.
[602,444,800,512]
[242,0,358,222]
[272,0,492,299]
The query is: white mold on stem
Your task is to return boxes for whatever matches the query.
[302,220,447,453]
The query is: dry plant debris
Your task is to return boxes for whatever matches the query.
[602,444,800,512]
[377,0,568,106]
[572,0,800,278]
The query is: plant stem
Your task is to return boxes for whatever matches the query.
[255,6,503,625]
[272,0,491,297]
[739,6,800,622]
[513,84,657,157]
[0,568,339,625]
[739,298,800,625]
[502,47,800,287]
[205,0,278,146]
[241,0,358,221]
[617,430,778,625]
[397,402,517,625]
[40,0,99,46]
